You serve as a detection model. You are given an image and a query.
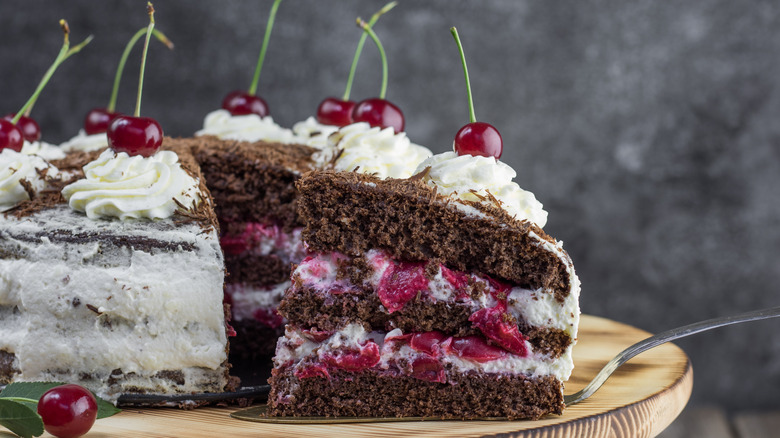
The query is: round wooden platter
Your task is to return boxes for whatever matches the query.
[9,315,692,438]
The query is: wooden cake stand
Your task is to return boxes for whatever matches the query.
[9,315,692,438]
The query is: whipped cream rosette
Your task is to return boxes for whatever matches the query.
[196,109,301,144]
[292,116,340,149]
[21,140,66,161]
[62,149,202,220]
[0,148,59,211]
[414,151,548,227]
[313,122,432,179]
[60,129,109,153]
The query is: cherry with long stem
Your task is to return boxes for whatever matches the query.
[316,1,397,127]
[222,0,283,117]
[84,28,173,135]
[0,20,92,151]
[351,17,404,133]
[451,27,502,159]
[107,2,164,157]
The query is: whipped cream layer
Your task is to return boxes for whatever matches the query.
[292,116,339,149]
[226,282,288,328]
[0,149,58,212]
[275,322,574,382]
[414,151,548,227]
[59,130,109,153]
[0,205,229,401]
[62,149,202,220]
[196,109,300,144]
[21,140,66,161]
[293,249,579,337]
[313,122,432,179]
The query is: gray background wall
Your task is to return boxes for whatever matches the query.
[2,0,779,410]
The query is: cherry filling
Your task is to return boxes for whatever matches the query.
[376,259,428,313]
[469,302,529,357]
[321,341,381,371]
[253,307,285,329]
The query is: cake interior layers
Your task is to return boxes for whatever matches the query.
[269,248,578,418]
[186,136,318,356]
[0,205,230,401]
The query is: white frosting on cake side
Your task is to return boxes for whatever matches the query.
[0,205,229,401]
[292,116,339,149]
[59,130,109,153]
[62,149,202,220]
[414,151,548,227]
[0,149,58,212]
[313,122,432,179]
[21,140,66,161]
[196,109,300,144]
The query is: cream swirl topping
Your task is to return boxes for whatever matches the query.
[21,140,66,160]
[292,116,339,149]
[59,129,109,153]
[196,109,300,144]
[313,122,432,179]
[62,149,202,220]
[413,151,548,227]
[0,149,58,212]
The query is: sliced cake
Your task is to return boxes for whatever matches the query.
[268,152,580,419]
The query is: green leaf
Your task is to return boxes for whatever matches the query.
[0,399,43,438]
[0,382,64,401]
[96,397,121,419]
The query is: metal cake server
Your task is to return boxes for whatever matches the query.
[564,306,780,406]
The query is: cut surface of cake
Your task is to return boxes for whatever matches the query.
[187,135,318,358]
[0,142,233,402]
[268,152,580,419]
[186,121,432,358]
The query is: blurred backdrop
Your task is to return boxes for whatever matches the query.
[2,0,779,411]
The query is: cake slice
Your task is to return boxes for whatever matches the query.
[0,141,233,403]
[268,153,580,419]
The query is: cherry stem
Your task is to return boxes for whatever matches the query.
[108,27,173,113]
[342,1,396,101]
[12,20,93,125]
[357,18,388,100]
[450,27,476,124]
[248,0,283,96]
[134,3,156,118]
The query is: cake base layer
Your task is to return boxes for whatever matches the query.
[268,369,563,420]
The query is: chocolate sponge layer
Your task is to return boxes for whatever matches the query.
[296,171,573,301]
[267,368,563,420]
[189,136,316,229]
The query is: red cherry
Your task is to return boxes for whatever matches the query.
[321,341,381,371]
[3,113,40,142]
[376,259,428,313]
[0,119,24,152]
[84,108,121,135]
[454,121,503,159]
[410,356,446,383]
[316,97,355,127]
[469,303,528,357]
[221,90,269,117]
[37,384,98,438]
[107,115,163,157]
[441,335,507,363]
[294,363,330,380]
[409,331,447,357]
[352,98,404,133]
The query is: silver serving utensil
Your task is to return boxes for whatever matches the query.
[564,306,780,406]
